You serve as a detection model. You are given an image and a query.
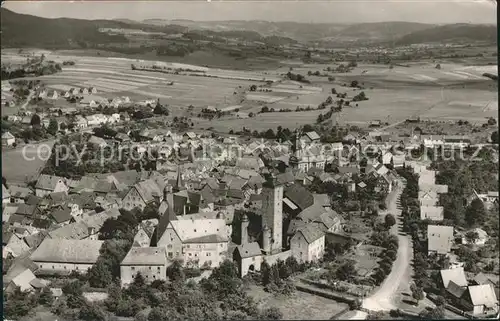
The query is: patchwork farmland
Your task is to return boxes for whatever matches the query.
[2,49,497,130]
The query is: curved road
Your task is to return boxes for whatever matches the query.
[361,178,413,312]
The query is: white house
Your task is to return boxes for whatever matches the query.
[290,224,325,263]
[74,115,88,129]
[157,218,229,269]
[2,132,16,146]
[120,247,169,287]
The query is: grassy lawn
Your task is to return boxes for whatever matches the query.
[246,284,348,320]
[2,140,55,185]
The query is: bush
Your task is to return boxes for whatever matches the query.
[349,299,362,310]
[384,214,396,228]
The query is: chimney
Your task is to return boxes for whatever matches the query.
[241,214,249,245]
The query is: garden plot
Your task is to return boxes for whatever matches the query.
[127,89,172,100]
[246,93,286,103]
[46,84,76,91]
[408,74,438,82]
[80,79,138,92]
[246,284,348,320]
[84,77,153,88]
[99,75,159,85]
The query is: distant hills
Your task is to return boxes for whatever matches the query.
[0,9,185,48]
[395,24,497,45]
[0,8,496,49]
[137,19,497,46]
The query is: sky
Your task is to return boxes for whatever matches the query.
[3,0,497,24]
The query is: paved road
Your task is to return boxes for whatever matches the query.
[362,178,413,312]
[20,90,34,110]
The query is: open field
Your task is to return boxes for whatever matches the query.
[246,284,348,320]
[2,140,55,185]
[2,49,497,129]
[196,109,325,132]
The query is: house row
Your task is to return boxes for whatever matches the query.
[440,267,499,317]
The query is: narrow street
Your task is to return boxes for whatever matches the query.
[361,178,413,312]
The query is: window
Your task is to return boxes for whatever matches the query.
[206,253,211,257]
[176,252,180,256]
[186,245,190,249]
[64,266,67,269]
[167,244,173,249]
[188,253,192,256]
[157,267,161,270]
[195,254,198,257]
[131,267,135,271]
[76,267,79,270]
[194,229,197,232]
[40,265,43,268]
[149,267,152,270]
[168,252,173,258]
[52,266,55,269]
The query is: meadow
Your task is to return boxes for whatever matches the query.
[2,140,55,186]
[246,284,348,320]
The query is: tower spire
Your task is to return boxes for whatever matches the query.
[173,165,184,193]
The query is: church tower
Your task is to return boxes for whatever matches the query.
[261,173,283,254]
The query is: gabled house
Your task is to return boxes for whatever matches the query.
[466,284,499,316]
[121,179,163,211]
[300,131,320,144]
[2,132,16,146]
[35,174,68,197]
[30,238,104,275]
[290,224,325,263]
[120,247,169,287]
[87,135,108,148]
[233,242,263,277]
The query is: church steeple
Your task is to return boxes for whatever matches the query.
[173,165,185,193]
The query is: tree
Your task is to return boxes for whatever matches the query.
[250,85,257,91]
[153,104,169,116]
[350,80,359,88]
[30,114,41,127]
[47,118,59,135]
[435,64,441,70]
[384,214,396,228]
[352,92,367,102]
[167,259,185,283]
[259,307,282,320]
[465,230,479,245]
[38,287,54,306]
[331,88,337,94]
[4,286,34,319]
[491,131,498,144]
[410,284,424,306]
[335,259,357,282]
[435,295,446,307]
[79,302,107,321]
[419,306,445,319]
[88,259,113,288]
[264,129,275,139]
[466,199,487,227]
[487,117,497,126]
